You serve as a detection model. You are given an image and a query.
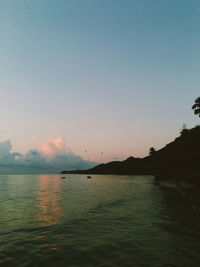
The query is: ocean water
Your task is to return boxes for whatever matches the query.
[0,174,200,267]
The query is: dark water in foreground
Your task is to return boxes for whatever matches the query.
[0,175,200,267]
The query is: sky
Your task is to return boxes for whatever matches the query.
[0,0,200,172]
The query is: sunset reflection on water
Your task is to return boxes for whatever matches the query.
[38,175,64,226]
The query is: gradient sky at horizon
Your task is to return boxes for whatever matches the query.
[0,0,199,162]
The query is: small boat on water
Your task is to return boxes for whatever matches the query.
[61,177,66,179]
[87,176,92,179]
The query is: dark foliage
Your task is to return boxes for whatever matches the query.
[192,97,200,117]
[149,147,156,156]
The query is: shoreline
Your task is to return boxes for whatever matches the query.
[155,178,200,212]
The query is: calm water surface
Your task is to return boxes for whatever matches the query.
[0,174,200,266]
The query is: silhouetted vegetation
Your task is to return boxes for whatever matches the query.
[149,147,156,156]
[192,97,200,117]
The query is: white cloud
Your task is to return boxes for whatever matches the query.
[0,137,97,174]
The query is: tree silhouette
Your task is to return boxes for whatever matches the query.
[149,147,156,156]
[192,97,200,117]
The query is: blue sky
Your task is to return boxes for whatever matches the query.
[0,0,199,165]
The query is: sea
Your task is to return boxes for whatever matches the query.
[0,174,200,267]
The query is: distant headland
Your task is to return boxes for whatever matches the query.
[62,97,200,180]
[61,125,200,183]
[61,97,200,207]
[61,124,200,209]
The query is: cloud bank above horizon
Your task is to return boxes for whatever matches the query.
[0,137,98,174]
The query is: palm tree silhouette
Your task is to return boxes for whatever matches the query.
[192,97,200,117]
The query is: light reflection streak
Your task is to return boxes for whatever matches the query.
[38,175,64,226]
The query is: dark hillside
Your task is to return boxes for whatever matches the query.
[61,126,200,183]
[61,156,153,175]
[153,125,200,182]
